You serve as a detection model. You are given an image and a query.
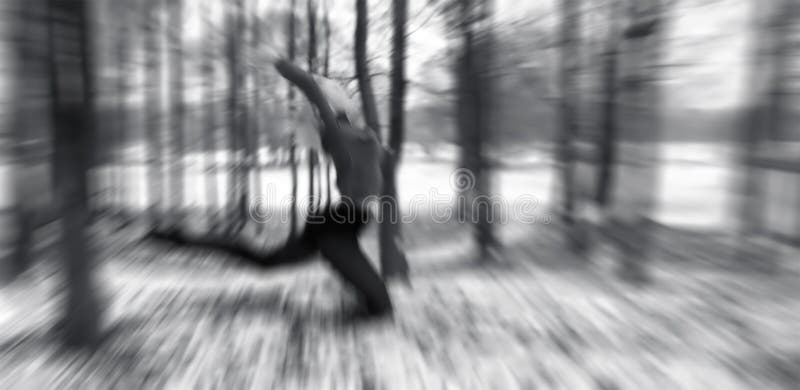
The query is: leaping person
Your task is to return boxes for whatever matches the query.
[148,58,394,318]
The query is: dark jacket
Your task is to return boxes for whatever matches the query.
[274,59,383,209]
[324,115,383,208]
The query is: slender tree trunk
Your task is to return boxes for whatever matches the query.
[615,0,666,282]
[322,0,332,209]
[288,0,299,238]
[251,0,263,232]
[474,0,496,259]
[307,0,319,213]
[322,0,331,78]
[595,0,620,209]
[355,0,381,137]
[307,0,318,73]
[226,0,248,231]
[737,0,795,261]
[380,0,410,280]
[168,0,185,227]
[203,2,218,224]
[458,0,497,260]
[237,0,250,226]
[144,0,164,227]
[558,0,580,226]
[0,0,35,281]
[114,2,130,221]
[46,0,101,346]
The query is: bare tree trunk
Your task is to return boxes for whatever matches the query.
[251,0,263,232]
[736,0,795,262]
[322,0,332,209]
[458,0,497,260]
[307,0,320,213]
[227,0,247,231]
[595,0,620,209]
[144,0,164,227]
[380,0,410,280]
[238,0,250,226]
[322,0,331,78]
[558,0,580,226]
[307,0,318,73]
[355,0,381,137]
[0,0,35,281]
[46,0,101,346]
[168,0,185,227]
[114,1,131,222]
[615,0,666,283]
[473,0,496,260]
[288,0,299,238]
[203,1,218,224]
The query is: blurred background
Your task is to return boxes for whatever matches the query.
[1,0,799,388]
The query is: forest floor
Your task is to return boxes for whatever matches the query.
[1,214,799,389]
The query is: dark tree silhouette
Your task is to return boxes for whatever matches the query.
[251,0,263,231]
[287,0,300,238]
[203,0,219,224]
[355,0,381,136]
[457,0,497,260]
[113,1,132,223]
[46,0,101,346]
[0,0,36,281]
[322,0,333,211]
[168,0,186,227]
[144,0,165,227]
[614,0,666,283]
[380,0,411,280]
[227,0,248,231]
[307,0,320,214]
[594,0,620,210]
[557,0,580,227]
[737,0,797,261]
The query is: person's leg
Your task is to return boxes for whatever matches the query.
[315,228,392,316]
[146,225,319,268]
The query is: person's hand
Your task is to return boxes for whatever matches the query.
[262,45,279,64]
[247,45,281,71]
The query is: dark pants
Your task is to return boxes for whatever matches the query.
[273,204,392,315]
[150,203,392,316]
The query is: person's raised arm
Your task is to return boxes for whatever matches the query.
[273,59,338,148]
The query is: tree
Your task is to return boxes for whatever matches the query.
[287,0,300,238]
[307,0,320,214]
[736,0,796,262]
[227,0,248,231]
[46,0,101,345]
[322,0,333,211]
[613,0,667,282]
[203,0,218,224]
[114,0,132,224]
[594,0,620,209]
[380,0,411,280]
[354,0,381,135]
[251,0,263,231]
[457,0,497,261]
[322,0,331,78]
[0,0,35,281]
[144,0,164,228]
[168,0,185,227]
[557,0,580,227]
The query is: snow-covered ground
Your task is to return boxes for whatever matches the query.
[94,141,784,232]
[1,142,799,388]
[0,217,798,389]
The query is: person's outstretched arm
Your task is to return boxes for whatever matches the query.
[273,60,338,147]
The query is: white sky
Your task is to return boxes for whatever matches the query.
[180,0,753,110]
